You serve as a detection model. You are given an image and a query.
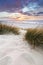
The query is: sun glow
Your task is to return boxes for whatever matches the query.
[0,12,43,21]
[9,13,43,21]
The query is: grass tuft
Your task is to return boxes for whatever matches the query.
[0,24,20,35]
[25,28,43,48]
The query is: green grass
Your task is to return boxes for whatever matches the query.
[0,24,20,35]
[25,28,43,47]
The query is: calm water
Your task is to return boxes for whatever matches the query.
[0,20,43,28]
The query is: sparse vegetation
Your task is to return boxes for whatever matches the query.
[0,24,20,35]
[25,28,43,48]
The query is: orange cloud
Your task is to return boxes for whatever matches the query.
[9,13,43,21]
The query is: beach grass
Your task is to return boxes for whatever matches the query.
[25,28,43,48]
[0,24,20,35]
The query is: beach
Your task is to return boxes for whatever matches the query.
[0,29,43,65]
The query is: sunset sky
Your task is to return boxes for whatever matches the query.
[0,0,43,21]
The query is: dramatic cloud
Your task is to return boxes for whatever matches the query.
[8,13,43,20]
[0,0,43,19]
[21,2,40,15]
[0,12,43,21]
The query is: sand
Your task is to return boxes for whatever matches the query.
[0,30,43,65]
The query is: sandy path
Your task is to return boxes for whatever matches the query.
[0,30,43,65]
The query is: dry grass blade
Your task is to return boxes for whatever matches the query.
[0,24,19,35]
[25,28,43,48]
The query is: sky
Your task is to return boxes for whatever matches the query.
[0,0,43,21]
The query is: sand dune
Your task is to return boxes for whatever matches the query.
[0,30,43,65]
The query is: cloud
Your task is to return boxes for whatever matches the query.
[21,2,43,16]
[21,2,40,15]
[0,12,9,17]
[9,13,43,20]
[0,12,43,21]
[0,0,43,16]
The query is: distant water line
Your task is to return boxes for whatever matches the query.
[0,20,43,28]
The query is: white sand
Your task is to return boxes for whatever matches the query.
[0,30,43,65]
